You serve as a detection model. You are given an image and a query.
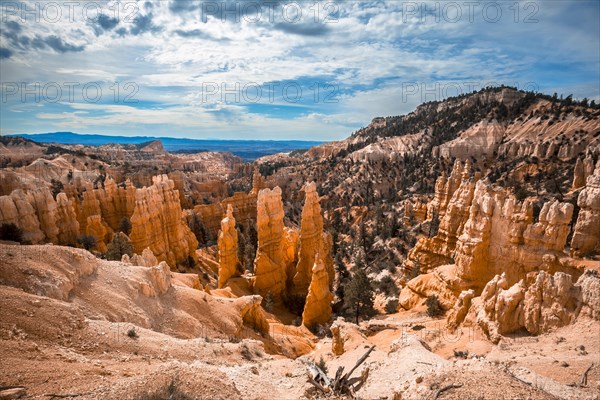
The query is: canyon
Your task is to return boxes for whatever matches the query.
[0,87,599,400]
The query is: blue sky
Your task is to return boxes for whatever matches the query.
[0,0,598,140]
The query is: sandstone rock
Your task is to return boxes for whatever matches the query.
[576,269,600,320]
[426,160,465,220]
[193,191,258,236]
[129,175,198,267]
[251,166,265,194]
[475,271,581,343]
[446,289,475,332]
[571,156,585,190]
[330,318,345,355]
[293,182,325,296]
[455,180,573,290]
[570,160,600,257]
[140,261,172,297]
[282,227,300,288]
[218,204,240,288]
[86,215,111,253]
[130,247,159,267]
[399,265,461,311]
[406,179,475,273]
[234,295,269,335]
[253,187,287,299]
[302,256,333,329]
[0,189,44,243]
[55,193,80,246]
[26,188,59,243]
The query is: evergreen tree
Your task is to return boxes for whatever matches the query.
[117,217,132,235]
[344,268,376,324]
[106,232,134,261]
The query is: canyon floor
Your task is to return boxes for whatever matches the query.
[1,244,598,400]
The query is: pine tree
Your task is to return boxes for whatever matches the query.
[106,232,134,261]
[117,217,132,235]
[344,268,376,324]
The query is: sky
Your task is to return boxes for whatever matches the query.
[0,0,599,141]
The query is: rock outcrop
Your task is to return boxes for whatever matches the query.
[218,204,240,288]
[139,261,172,297]
[405,160,477,275]
[301,257,333,329]
[234,295,269,335]
[85,215,111,252]
[474,270,595,343]
[293,182,325,296]
[129,247,159,267]
[455,180,573,290]
[0,188,78,246]
[570,160,600,257]
[446,289,475,331]
[253,187,287,299]
[0,189,45,243]
[129,175,198,267]
[193,191,258,236]
[330,318,345,355]
[55,193,80,246]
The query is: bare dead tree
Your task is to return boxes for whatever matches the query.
[306,345,375,398]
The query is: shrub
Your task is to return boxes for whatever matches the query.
[78,234,97,251]
[425,295,444,317]
[385,298,399,314]
[374,275,400,296]
[127,327,138,339]
[0,223,23,243]
[240,343,253,360]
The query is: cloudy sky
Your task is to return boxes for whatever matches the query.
[0,0,598,140]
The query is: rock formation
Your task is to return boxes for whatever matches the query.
[86,215,111,253]
[0,188,78,246]
[446,289,475,332]
[193,191,258,236]
[139,261,172,297]
[301,257,333,329]
[293,182,325,296]
[455,180,573,290]
[234,295,269,335]
[572,156,585,190]
[55,193,80,246]
[405,160,477,275]
[330,318,345,355]
[401,180,577,327]
[253,187,287,299]
[0,189,45,243]
[473,269,597,343]
[282,227,300,288]
[218,204,240,288]
[426,160,466,220]
[129,175,198,267]
[129,247,159,267]
[570,160,600,257]
[251,166,265,194]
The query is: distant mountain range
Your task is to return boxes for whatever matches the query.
[7,132,323,161]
